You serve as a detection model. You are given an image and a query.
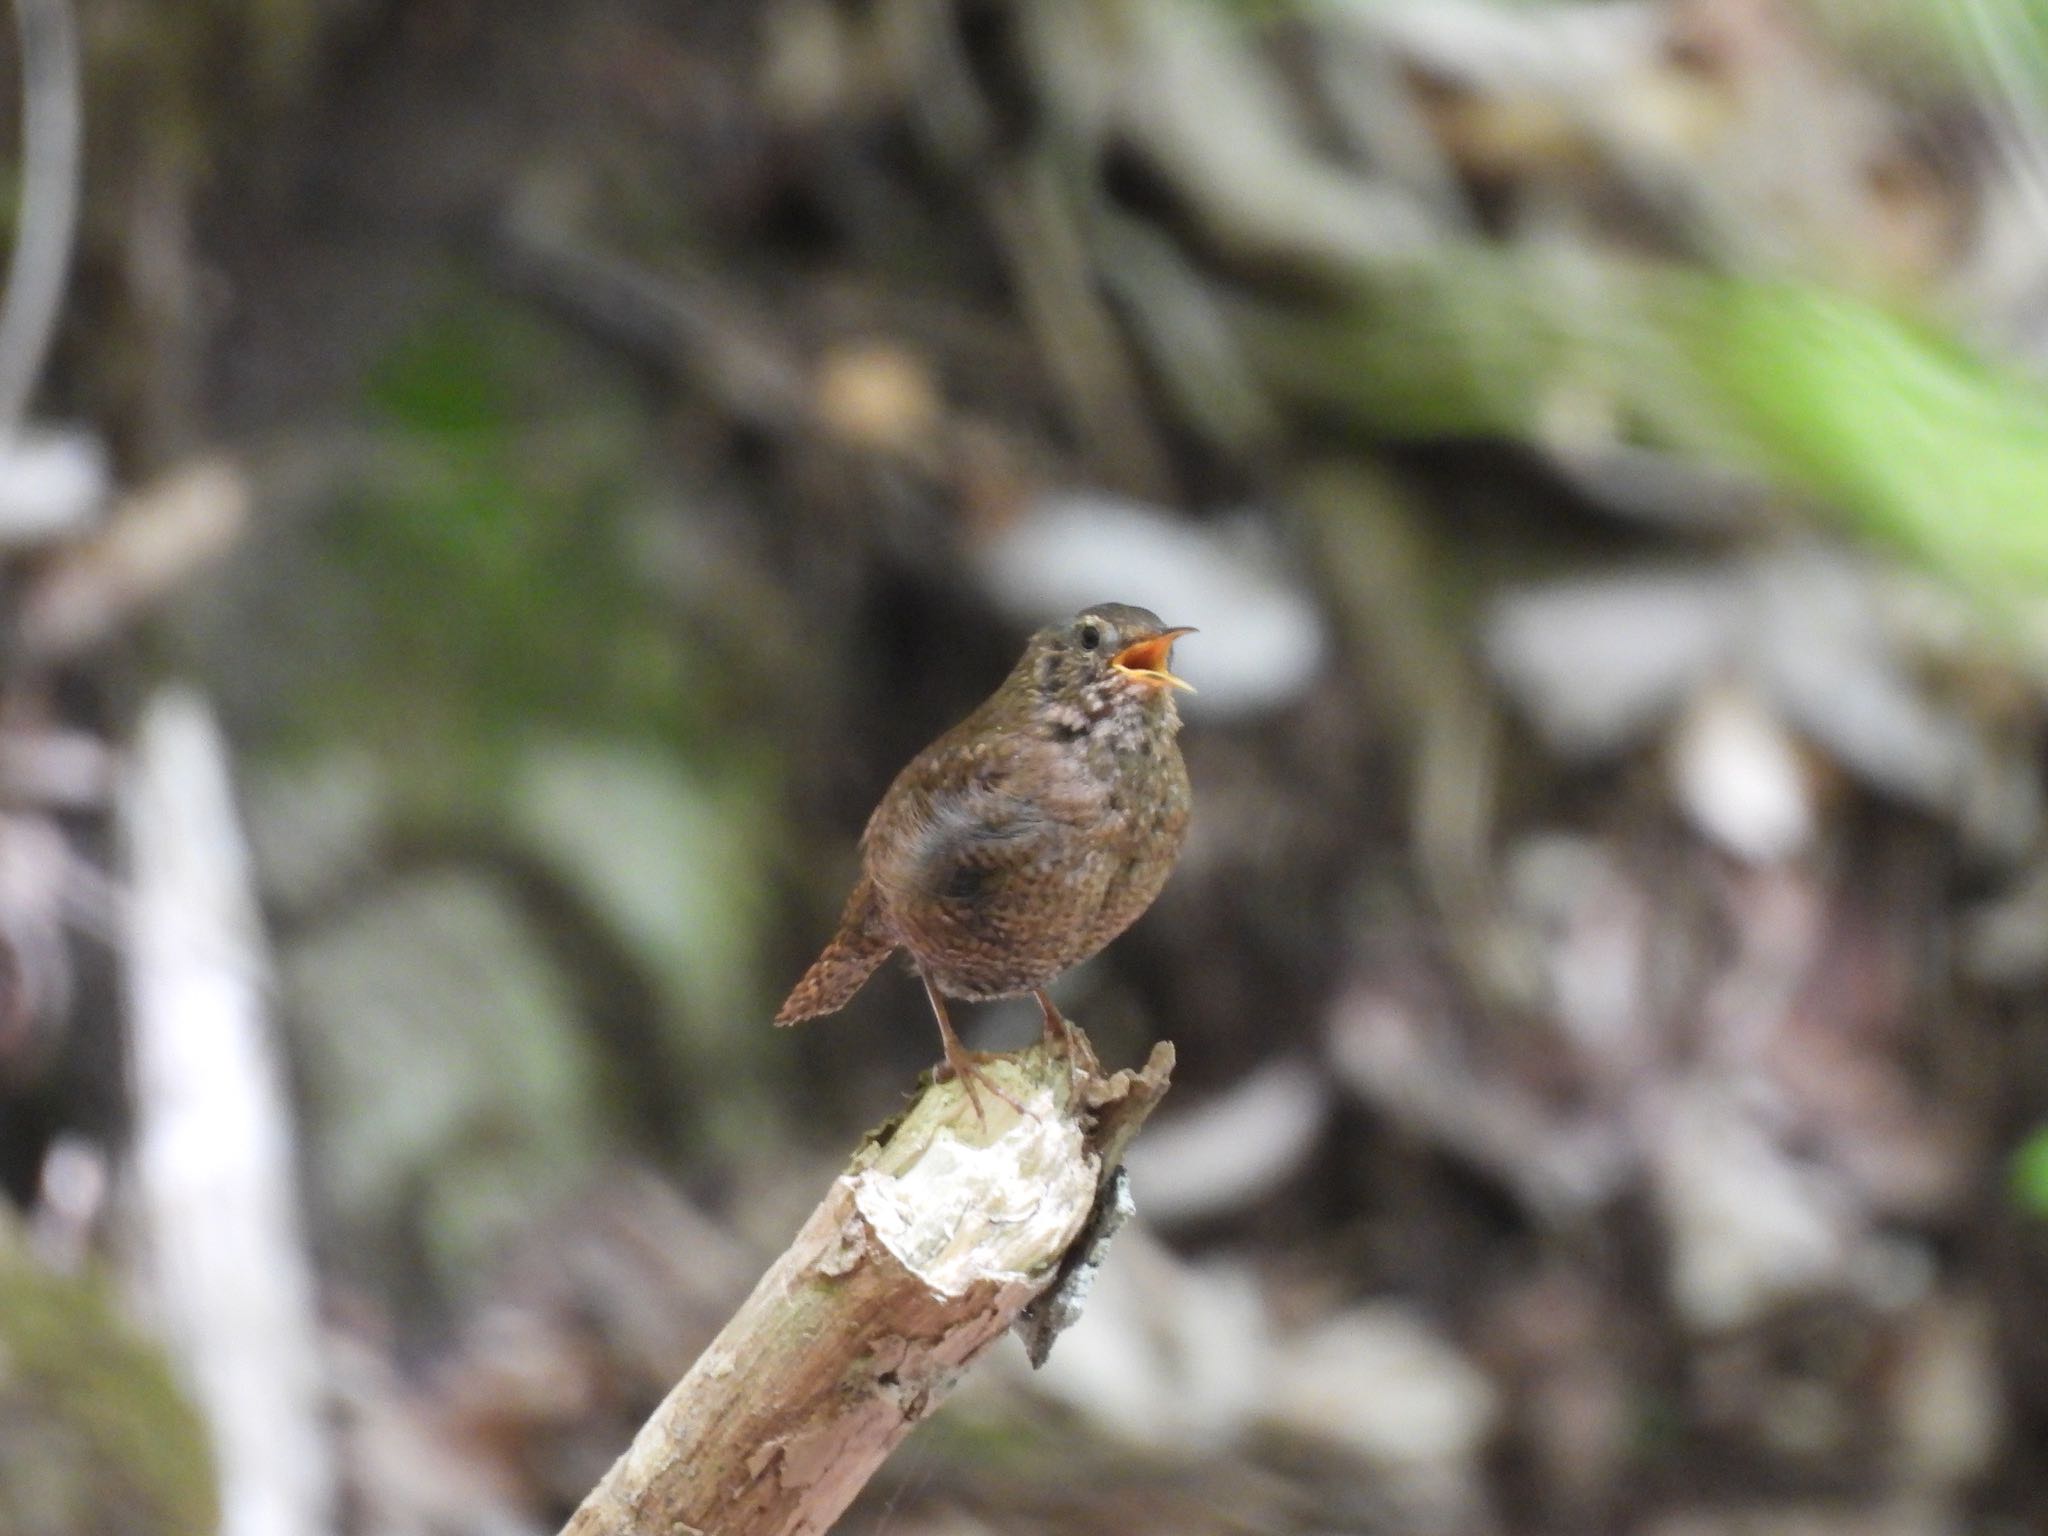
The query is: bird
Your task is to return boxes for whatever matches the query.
[775,603,1194,1117]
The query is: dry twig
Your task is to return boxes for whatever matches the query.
[560,1030,1174,1536]
[0,0,81,436]
[121,688,336,1536]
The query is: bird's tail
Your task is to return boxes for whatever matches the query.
[774,876,893,1025]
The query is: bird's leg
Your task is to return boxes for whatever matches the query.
[1033,987,1072,1053]
[920,971,1030,1126]
[1033,987,1097,1089]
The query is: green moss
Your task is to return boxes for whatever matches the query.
[214,275,787,1185]
[365,295,602,440]
[261,282,710,808]
[0,1246,217,1536]
[2015,1126,2048,1216]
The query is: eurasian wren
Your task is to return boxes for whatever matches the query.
[775,603,1194,1114]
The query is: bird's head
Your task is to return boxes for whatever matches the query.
[1019,603,1195,738]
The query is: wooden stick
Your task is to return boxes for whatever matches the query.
[121,688,336,1536]
[560,1030,1174,1536]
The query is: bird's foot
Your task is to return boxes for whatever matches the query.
[937,1044,1036,1130]
[1033,990,1099,1099]
[924,973,1033,1128]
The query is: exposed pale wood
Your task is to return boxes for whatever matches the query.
[121,687,336,1536]
[560,1031,1173,1536]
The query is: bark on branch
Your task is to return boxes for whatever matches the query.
[559,1028,1174,1536]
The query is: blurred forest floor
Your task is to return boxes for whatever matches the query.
[5,0,2048,1533]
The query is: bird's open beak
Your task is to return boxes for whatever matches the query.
[1112,627,1197,692]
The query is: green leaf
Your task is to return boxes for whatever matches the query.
[1242,248,2048,616]
[2016,1126,2048,1215]
[1685,280,2048,596]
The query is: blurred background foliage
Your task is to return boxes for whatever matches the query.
[7,0,2048,1532]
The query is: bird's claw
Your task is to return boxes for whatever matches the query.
[937,1048,1037,1129]
[1034,991,1099,1102]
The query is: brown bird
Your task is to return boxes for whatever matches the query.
[775,603,1194,1114]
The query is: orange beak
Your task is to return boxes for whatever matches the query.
[1111,627,1196,692]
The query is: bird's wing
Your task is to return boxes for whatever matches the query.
[905,783,1049,903]
[867,739,1085,906]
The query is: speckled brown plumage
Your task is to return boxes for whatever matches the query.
[775,604,1193,1108]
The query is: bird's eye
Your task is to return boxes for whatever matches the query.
[1079,623,1101,651]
